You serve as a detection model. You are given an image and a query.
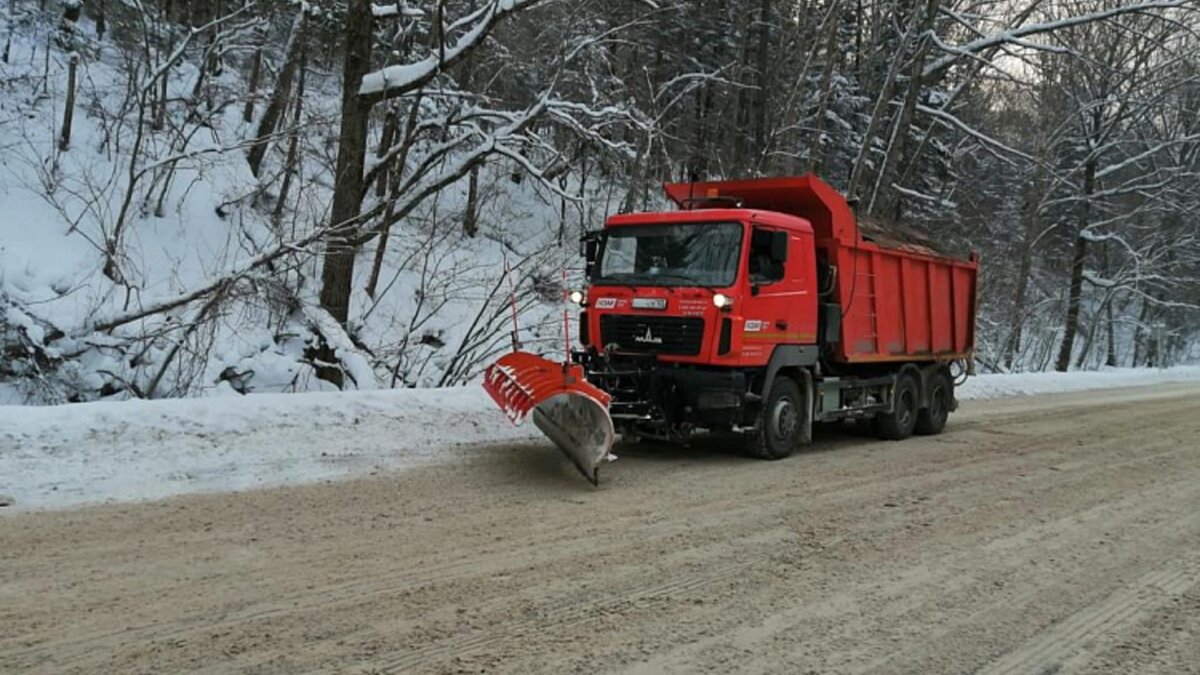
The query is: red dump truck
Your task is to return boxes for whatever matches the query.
[485,174,978,483]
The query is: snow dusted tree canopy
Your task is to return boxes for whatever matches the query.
[359,0,538,98]
[0,0,1197,404]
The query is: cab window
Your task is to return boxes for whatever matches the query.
[748,228,787,285]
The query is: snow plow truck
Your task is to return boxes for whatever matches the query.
[484,174,979,484]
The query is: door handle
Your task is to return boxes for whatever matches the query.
[776,320,788,330]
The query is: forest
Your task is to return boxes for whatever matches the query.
[1,0,1197,403]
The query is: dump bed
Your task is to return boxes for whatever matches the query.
[663,175,978,365]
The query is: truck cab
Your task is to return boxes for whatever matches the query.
[574,206,820,445]
[582,208,819,368]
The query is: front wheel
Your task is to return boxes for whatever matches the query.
[747,376,805,460]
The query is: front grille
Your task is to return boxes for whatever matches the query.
[599,315,705,355]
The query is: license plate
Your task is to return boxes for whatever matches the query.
[631,297,667,310]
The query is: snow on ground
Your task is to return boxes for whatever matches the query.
[0,386,539,511]
[957,365,1200,399]
[2,365,1199,511]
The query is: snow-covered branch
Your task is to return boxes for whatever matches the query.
[923,1,1189,78]
[83,212,366,335]
[916,103,1037,163]
[371,2,424,19]
[358,0,544,101]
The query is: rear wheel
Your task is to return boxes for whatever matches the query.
[747,376,804,460]
[877,373,918,441]
[915,371,951,435]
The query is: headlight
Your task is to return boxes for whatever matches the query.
[713,293,731,309]
[569,290,585,305]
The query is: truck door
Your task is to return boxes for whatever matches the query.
[743,226,815,361]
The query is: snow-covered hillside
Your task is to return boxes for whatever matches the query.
[2,4,618,404]
[4,0,1199,407]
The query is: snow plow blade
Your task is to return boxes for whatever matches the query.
[482,352,614,485]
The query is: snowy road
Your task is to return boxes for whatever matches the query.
[4,382,1200,673]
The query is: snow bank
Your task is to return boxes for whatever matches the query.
[0,387,538,511]
[958,365,1200,400]
[2,366,1199,511]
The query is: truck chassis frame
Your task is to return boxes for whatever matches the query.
[576,348,956,447]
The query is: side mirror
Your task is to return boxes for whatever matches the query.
[581,230,601,277]
[770,231,788,263]
[580,230,601,258]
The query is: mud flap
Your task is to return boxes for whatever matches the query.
[483,352,615,485]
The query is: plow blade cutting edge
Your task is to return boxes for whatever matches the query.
[482,352,615,485]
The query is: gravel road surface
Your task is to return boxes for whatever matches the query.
[3,383,1199,674]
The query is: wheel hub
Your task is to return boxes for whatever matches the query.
[898,390,914,426]
[772,397,797,439]
[931,388,945,417]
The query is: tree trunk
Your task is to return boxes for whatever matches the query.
[1076,296,1102,369]
[872,0,938,219]
[153,65,168,131]
[374,107,398,198]
[1102,243,1118,367]
[242,47,262,123]
[806,0,840,174]
[846,14,913,199]
[1004,151,1045,370]
[1132,297,1151,366]
[58,53,77,151]
[689,81,714,180]
[853,0,862,73]
[731,30,751,170]
[1104,296,1118,367]
[365,92,423,300]
[1055,233,1089,372]
[1054,155,1096,372]
[750,0,773,168]
[189,32,217,108]
[95,0,106,38]
[273,47,306,227]
[317,0,373,331]
[247,11,306,177]
[1006,222,1036,370]
[463,165,481,237]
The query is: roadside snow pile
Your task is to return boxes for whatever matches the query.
[0,387,538,510]
[2,365,1199,511]
[958,365,1200,400]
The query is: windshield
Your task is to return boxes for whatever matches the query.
[594,222,743,287]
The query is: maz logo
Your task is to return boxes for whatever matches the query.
[634,327,663,344]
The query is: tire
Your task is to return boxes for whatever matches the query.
[747,375,805,460]
[915,371,951,436]
[876,373,918,441]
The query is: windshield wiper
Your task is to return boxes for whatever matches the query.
[602,272,702,286]
[650,273,703,287]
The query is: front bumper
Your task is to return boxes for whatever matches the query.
[574,349,752,432]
